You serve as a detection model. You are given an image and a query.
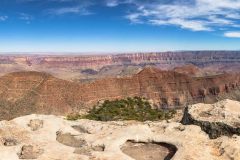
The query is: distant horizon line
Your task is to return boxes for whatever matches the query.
[0,50,240,56]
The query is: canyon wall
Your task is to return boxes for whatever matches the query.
[1,51,240,69]
[0,68,239,120]
[1,51,239,82]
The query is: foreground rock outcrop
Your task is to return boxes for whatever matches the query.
[1,99,240,160]
[181,99,240,139]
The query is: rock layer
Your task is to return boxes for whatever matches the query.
[0,51,240,82]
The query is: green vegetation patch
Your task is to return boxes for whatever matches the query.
[67,97,176,122]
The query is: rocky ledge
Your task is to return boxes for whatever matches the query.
[0,99,240,160]
[181,99,240,139]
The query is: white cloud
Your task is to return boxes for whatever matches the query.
[47,1,94,16]
[48,6,93,15]
[106,0,119,7]
[224,31,240,38]
[105,0,135,7]
[125,13,141,23]
[121,0,240,31]
[0,16,8,21]
[150,18,211,31]
[18,13,34,24]
[19,13,33,20]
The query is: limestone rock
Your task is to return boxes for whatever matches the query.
[0,108,239,160]
[181,99,240,139]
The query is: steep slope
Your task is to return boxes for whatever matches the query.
[0,68,239,120]
[0,72,82,120]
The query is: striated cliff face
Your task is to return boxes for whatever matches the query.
[0,51,240,69]
[1,51,240,67]
[0,67,239,120]
[78,67,240,107]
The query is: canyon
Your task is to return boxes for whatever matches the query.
[0,51,239,82]
[0,51,240,160]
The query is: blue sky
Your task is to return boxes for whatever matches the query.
[1,0,240,52]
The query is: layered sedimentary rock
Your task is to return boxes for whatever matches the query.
[1,99,240,160]
[0,51,240,81]
[0,68,240,120]
[1,51,239,67]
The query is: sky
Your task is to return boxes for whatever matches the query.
[1,0,240,53]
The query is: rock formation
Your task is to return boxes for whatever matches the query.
[181,99,240,139]
[0,99,240,160]
[173,64,201,75]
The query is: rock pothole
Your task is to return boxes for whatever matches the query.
[28,119,43,131]
[72,125,90,134]
[18,145,44,159]
[1,137,18,146]
[121,140,177,160]
[56,131,87,148]
[73,145,105,156]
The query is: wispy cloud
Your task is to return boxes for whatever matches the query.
[224,31,240,38]
[18,0,94,16]
[47,0,94,16]
[106,0,119,7]
[0,16,8,21]
[19,13,34,23]
[105,0,136,7]
[111,0,240,32]
[48,6,93,15]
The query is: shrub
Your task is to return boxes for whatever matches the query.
[67,97,176,122]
